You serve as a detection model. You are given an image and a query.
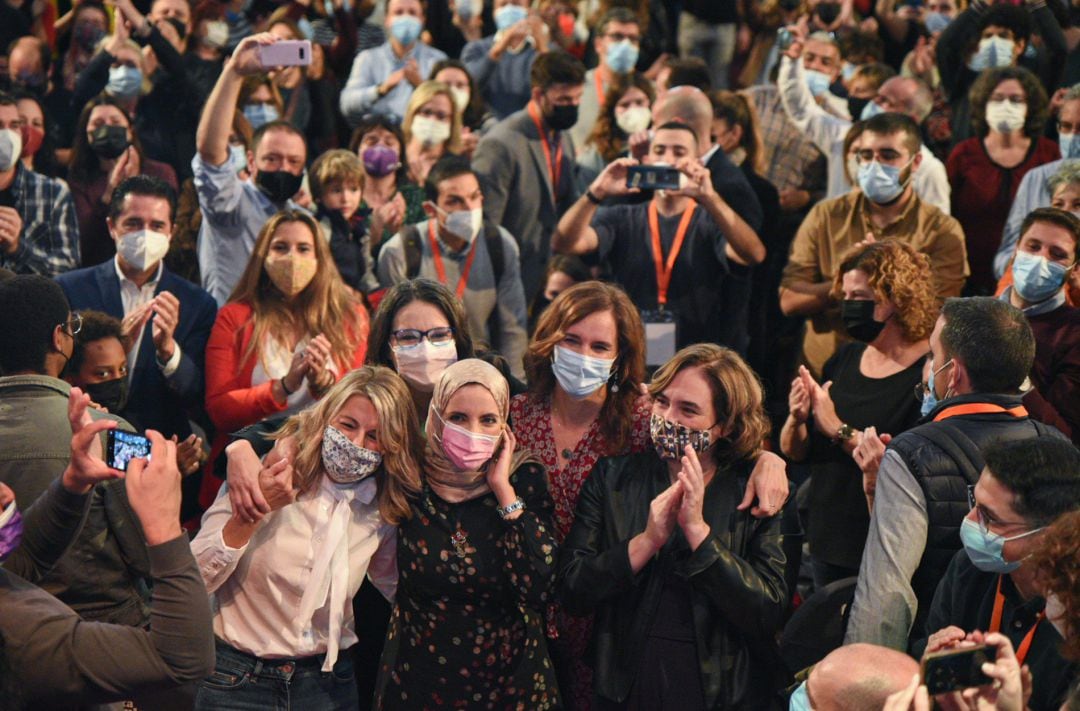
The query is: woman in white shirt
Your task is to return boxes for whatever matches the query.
[191,365,422,709]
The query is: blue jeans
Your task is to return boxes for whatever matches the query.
[195,640,359,710]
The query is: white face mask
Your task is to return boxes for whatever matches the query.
[117,229,170,271]
[411,115,452,146]
[1045,592,1068,638]
[615,105,652,135]
[439,206,483,245]
[0,129,23,172]
[393,339,458,392]
[985,100,1027,133]
[449,87,470,113]
[204,20,229,49]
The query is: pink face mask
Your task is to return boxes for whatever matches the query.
[436,411,501,471]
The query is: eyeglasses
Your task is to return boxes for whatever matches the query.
[914,358,953,402]
[417,107,452,122]
[390,326,454,348]
[61,312,83,337]
[966,485,1038,536]
[604,32,641,44]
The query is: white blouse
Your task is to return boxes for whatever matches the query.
[191,475,397,670]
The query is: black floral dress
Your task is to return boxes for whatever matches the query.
[375,462,561,710]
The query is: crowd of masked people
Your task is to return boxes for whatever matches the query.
[2,0,1080,708]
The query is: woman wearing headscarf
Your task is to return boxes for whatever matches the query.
[375,358,560,709]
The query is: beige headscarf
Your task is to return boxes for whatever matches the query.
[424,359,540,502]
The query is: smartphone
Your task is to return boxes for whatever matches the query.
[777,27,794,51]
[259,40,312,68]
[106,430,152,472]
[921,645,995,695]
[627,165,682,191]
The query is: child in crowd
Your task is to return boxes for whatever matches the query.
[310,149,379,295]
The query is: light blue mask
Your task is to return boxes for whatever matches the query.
[606,40,639,75]
[552,345,615,399]
[805,69,833,98]
[107,65,143,98]
[494,4,529,32]
[924,11,950,34]
[968,36,1014,72]
[960,516,1043,574]
[789,681,812,711]
[390,15,423,46]
[860,99,885,121]
[858,159,911,205]
[841,62,856,82]
[1012,251,1069,304]
[243,102,280,129]
[920,358,952,418]
[229,143,248,174]
[1059,133,1080,159]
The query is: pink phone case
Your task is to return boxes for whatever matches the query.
[259,40,312,67]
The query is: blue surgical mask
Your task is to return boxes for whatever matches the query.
[606,39,639,74]
[860,99,885,121]
[960,516,1043,574]
[805,69,833,98]
[920,358,952,418]
[924,11,950,34]
[229,143,248,174]
[789,680,812,711]
[494,4,529,32]
[389,15,423,46]
[552,345,615,399]
[841,61,856,81]
[243,102,280,129]
[1059,132,1080,159]
[107,65,143,98]
[968,36,1015,72]
[858,159,911,204]
[1012,251,1070,304]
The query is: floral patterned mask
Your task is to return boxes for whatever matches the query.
[321,426,382,484]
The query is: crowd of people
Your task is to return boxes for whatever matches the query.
[0,0,1080,708]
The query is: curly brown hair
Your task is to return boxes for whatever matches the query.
[586,74,656,163]
[1031,509,1080,661]
[830,241,939,343]
[969,65,1049,139]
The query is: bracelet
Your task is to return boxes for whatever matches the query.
[280,377,295,396]
[585,189,603,205]
[497,497,526,520]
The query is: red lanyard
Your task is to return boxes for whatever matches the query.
[989,576,1044,666]
[647,201,697,307]
[594,70,606,107]
[527,101,563,201]
[932,403,1028,423]
[427,220,478,300]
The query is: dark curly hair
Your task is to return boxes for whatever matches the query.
[969,65,1049,139]
[586,73,655,163]
[1031,509,1080,661]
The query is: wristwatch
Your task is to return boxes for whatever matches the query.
[833,423,856,445]
[497,497,526,520]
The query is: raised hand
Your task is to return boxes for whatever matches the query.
[643,480,683,551]
[738,451,789,518]
[229,33,280,77]
[225,439,269,522]
[676,445,711,548]
[788,375,811,424]
[303,333,335,393]
[124,430,182,545]
[258,456,297,513]
[150,291,180,361]
[61,387,124,494]
[0,207,23,255]
[174,433,205,477]
[673,157,716,202]
[486,428,516,496]
[589,157,639,201]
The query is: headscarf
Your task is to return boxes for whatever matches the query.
[424,359,540,502]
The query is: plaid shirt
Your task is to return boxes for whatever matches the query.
[0,166,80,277]
[747,84,828,197]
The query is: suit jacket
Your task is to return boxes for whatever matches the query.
[56,260,218,439]
[473,108,579,300]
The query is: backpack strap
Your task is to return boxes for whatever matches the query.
[915,422,985,486]
[402,224,422,279]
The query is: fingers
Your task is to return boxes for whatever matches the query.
[883,674,920,711]
[73,417,119,453]
[736,476,756,511]
[0,482,14,509]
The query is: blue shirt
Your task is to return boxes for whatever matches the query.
[996,158,1071,280]
[339,41,447,124]
[461,36,537,121]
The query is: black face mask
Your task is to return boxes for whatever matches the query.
[779,0,801,10]
[84,377,129,414]
[545,104,579,131]
[89,124,130,160]
[815,1,842,25]
[848,97,870,121]
[841,299,887,343]
[255,170,303,204]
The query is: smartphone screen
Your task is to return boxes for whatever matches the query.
[627,165,682,191]
[107,430,152,471]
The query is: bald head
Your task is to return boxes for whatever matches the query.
[652,86,714,155]
[8,36,48,82]
[808,644,919,711]
[878,77,934,123]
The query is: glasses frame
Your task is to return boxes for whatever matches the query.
[62,312,83,337]
[390,326,455,349]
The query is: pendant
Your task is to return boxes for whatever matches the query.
[561,448,573,461]
[451,528,468,558]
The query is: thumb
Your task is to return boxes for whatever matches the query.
[736,477,756,510]
[823,380,833,394]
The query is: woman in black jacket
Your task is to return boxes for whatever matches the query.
[558,343,788,710]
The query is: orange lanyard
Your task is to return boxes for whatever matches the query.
[527,100,563,201]
[647,201,697,307]
[427,220,478,300]
[989,576,1045,666]
[932,403,1028,423]
[594,70,606,107]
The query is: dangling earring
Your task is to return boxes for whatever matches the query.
[609,369,620,393]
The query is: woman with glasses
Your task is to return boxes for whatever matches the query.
[401,81,464,185]
[781,241,936,589]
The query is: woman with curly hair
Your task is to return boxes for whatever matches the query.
[947,65,1060,295]
[781,240,938,589]
[576,74,655,185]
[1033,508,1080,663]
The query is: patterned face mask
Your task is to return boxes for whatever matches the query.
[321,426,382,484]
[649,413,714,460]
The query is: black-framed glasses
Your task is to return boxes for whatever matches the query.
[390,326,454,349]
[61,312,83,337]
[604,32,641,44]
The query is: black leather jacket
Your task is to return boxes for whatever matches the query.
[558,452,788,709]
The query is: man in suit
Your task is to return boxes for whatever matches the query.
[473,50,586,301]
[55,175,217,455]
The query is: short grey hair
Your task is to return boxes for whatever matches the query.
[808,31,839,48]
[1064,83,1080,104]
[1048,160,1080,195]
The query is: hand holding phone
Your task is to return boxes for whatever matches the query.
[920,644,995,695]
[259,39,312,68]
[107,430,153,472]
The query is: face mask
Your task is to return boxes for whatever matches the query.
[84,376,129,414]
[438,206,483,244]
[789,681,812,711]
[437,411,502,471]
[848,97,870,122]
[117,229,170,272]
[545,103,579,131]
[89,124,130,160]
[925,11,950,34]
[75,23,106,51]
[960,516,1043,574]
[1012,250,1069,303]
[649,412,713,460]
[805,69,833,98]
[255,169,303,204]
[322,425,382,484]
[21,125,44,159]
[858,159,911,205]
[814,1,841,24]
[968,36,1015,72]
[861,99,885,121]
[393,339,458,392]
[204,20,230,49]
[0,129,22,172]
[389,15,423,46]
[1059,132,1080,159]
[495,4,529,32]
[1045,593,1068,638]
[14,71,45,91]
[229,143,248,174]
[0,502,23,563]
[606,40,639,74]
[449,86,470,113]
[616,105,651,135]
[362,145,400,177]
[985,100,1027,133]
[107,65,143,98]
[457,0,483,21]
[841,62,856,82]
[264,253,317,296]
[552,345,615,399]
[243,102,280,130]
[410,115,451,146]
[841,299,887,342]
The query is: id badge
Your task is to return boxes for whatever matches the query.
[641,308,678,367]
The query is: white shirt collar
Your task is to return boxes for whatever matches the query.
[113,256,163,290]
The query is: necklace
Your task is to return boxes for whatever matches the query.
[561,448,573,461]
[450,528,469,558]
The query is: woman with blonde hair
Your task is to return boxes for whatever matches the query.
[192,365,421,708]
[401,80,464,184]
[782,240,936,588]
[201,209,369,507]
[559,343,787,709]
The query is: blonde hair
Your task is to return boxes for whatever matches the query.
[403,80,463,153]
[229,209,367,371]
[309,149,365,202]
[272,366,421,523]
